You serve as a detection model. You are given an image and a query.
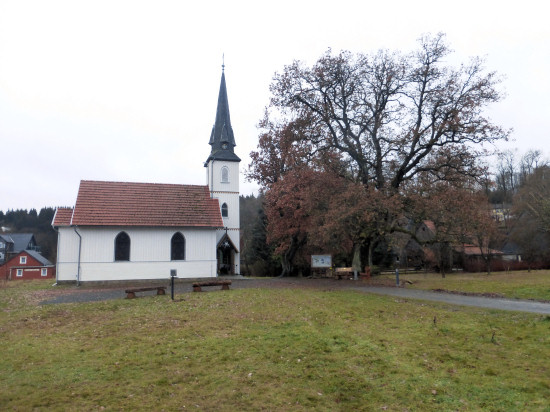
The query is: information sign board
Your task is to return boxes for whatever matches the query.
[311,255,332,268]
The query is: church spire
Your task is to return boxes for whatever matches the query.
[206,66,241,163]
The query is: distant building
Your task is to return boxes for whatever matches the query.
[0,249,55,280]
[0,233,40,264]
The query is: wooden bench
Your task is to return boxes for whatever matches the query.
[125,286,167,299]
[192,280,231,292]
[334,267,354,280]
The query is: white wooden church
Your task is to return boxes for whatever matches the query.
[53,69,240,283]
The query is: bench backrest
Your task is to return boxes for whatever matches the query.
[335,267,353,272]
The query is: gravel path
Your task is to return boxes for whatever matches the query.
[39,277,550,314]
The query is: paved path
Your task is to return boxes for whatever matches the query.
[40,278,550,315]
[355,286,550,315]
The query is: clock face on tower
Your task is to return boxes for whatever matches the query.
[222,143,228,149]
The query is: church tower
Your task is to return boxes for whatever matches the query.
[205,66,241,275]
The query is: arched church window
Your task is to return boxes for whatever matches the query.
[221,166,229,183]
[171,232,186,260]
[221,203,228,217]
[115,232,130,261]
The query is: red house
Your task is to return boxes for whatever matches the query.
[0,250,55,280]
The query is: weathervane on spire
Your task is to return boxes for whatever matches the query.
[222,53,225,72]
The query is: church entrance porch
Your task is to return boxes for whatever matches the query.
[217,233,238,276]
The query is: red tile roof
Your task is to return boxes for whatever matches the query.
[423,220,436,233]
[52,207,74,226]
[55,180,223,228]
[460,244,503,256]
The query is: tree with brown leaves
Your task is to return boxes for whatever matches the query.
[249,33,508,275]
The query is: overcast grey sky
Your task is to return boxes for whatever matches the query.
[1,0,548,211]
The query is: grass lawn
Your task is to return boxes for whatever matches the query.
[1,280,549,411]
[381,270,550,301]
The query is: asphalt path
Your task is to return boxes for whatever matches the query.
[354,286,550,315]
[40,278,550,315]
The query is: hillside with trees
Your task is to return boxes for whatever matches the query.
[490,150,550,270]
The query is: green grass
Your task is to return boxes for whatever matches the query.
[385,270,550,301]
[1,280,550,411]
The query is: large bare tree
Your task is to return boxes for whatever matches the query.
[269,33,508,191]
[250,33,509,274]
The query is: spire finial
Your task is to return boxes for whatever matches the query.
[222,53,225,72]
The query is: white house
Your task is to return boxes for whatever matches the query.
[53,68,241,283]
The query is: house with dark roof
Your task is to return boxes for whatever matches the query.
[0,233,40,264]
[52,68,240,283]
[1,249,55,280]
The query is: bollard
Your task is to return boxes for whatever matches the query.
[170,269,177,300]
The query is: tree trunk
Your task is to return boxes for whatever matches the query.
[352,243,362,280]
[279,235,303,277]
[280,250,294,277]
[367,239,375,267]
[449,246,453,274]
[437,244,446,278]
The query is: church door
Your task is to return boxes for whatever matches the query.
[217,234,236,275]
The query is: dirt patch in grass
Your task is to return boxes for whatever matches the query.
[30,285,126,305]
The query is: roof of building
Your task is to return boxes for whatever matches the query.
[53,180,224,228]
[0,234,12,244]
[25,250,53,266]
[0,233,36,252]
[422,220,436,233]
[461,244,503,256]
[52,207,74,226]
[206,69,241,163]
[501,241,521,255]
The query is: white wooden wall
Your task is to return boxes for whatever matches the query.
[56,226,218,282]
[206,160,240,194]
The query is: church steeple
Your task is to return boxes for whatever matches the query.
[204,63,241,275]
[206,67,241,163]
